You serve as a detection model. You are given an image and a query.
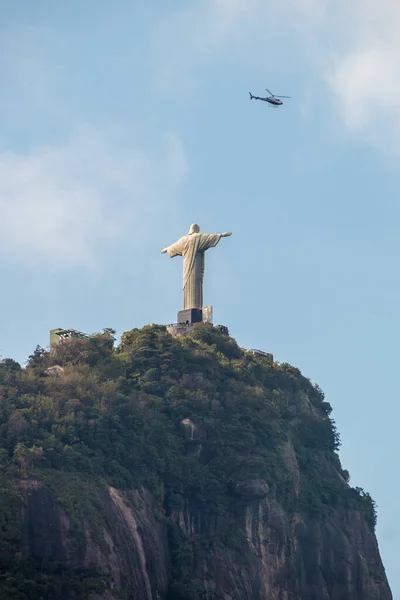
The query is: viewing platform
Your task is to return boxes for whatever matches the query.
[50,328,88,349]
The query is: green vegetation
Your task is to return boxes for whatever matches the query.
[0,324,377,598]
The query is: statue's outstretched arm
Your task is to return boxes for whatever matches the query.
[221,232,232,237]
[161,238,184,257]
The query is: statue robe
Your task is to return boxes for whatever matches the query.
[165,232,222,309]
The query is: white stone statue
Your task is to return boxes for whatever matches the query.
[161,224,232,310]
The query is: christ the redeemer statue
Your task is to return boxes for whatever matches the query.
[161,224,232,310]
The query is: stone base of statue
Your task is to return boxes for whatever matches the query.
[167,305,214,337]
[177,308,203,325]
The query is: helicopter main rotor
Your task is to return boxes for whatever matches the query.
[266,88,291,98]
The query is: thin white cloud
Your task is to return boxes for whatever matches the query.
[0,128,188,269]
[326,2,400,139]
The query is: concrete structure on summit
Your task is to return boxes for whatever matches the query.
[161,223,232,327]
[50,328,87,349]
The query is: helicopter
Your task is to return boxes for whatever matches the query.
[249,88,291,107]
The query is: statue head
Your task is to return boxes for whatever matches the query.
[188,223,200,235]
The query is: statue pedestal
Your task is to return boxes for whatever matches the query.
[167,306,214,337]
[177,306,213,325]
[177,308,203,325]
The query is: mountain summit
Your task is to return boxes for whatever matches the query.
[0,324,392,599]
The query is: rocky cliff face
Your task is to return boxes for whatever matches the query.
[0,325,392,599]
[14,468,391,600]
[17,480,170,600]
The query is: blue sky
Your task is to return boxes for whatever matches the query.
[0,0,398,594]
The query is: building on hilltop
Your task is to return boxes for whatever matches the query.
[50,328,88,349]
